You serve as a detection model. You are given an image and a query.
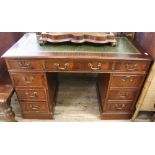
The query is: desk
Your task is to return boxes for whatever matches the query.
[2,33,152,120]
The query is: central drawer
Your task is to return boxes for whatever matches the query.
[16,89,47,101]
[44,60,112,72]
[10,72,46,88]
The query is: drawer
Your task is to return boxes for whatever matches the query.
[45,60,112,72]
[110,74,144,88]
[45,60,74,71]
[6,59,43,70]
[108,89,138,100]
[20,102,49,112]
[10,73,46,87]
[106,101,133,112]
[114,61,149,72]
[16,89,47,101]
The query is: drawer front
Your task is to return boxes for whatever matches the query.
[110,74,144,88]
[45,60,112,72]
[45,61,74,71]
[106,101,133,112]
[20,102,49,112]
[10,73,46,87]
[16,89,47,101]
[7,59,43,70]
[108,89,138,100]
[114,61,149,72]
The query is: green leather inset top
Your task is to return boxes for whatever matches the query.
[19,34,141,54]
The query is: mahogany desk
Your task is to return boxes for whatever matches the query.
[2,33,152,120]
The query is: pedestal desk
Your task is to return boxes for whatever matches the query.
[2,33,152,120]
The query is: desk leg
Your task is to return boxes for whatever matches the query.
[46,73,58,118]
[97,74,110,118]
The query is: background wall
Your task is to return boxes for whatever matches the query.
[0,32,24,83]
[135,32,155,59]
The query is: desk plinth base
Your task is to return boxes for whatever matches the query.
[100,112,133,120]
[22,112,53,119]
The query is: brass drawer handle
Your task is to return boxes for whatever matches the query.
[119,92,129,99]
[30,104,39,110]
[54,63,69,70]
[23,76,34,84]
[121,76,133,82]
[88,63,101,70]
[18,61,31,69]
[25,92,38,98]
[31,107,39,110]
[31,106,39,111]
[115,104,125,110]
[125,63,138,71]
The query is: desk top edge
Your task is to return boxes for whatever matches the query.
[2,33,153,61]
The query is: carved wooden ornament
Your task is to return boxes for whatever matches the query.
[39,32,117,46]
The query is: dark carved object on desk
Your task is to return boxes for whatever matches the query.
[39,32,117,47]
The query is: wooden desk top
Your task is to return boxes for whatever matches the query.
[2,33,152,61]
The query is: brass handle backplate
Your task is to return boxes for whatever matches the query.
[125,63,138,71]
[23,76,34,84]
[54,63,69,70]
[31,107,39,110]
[115,104,125,110]
[88,63,101,70]
[18,61,31,69]
[25,92,38,98]
[30,104,39,111]
[121,76,133,82]
[119,92,129,99]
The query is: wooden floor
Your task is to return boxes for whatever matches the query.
[0,74,153,122]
